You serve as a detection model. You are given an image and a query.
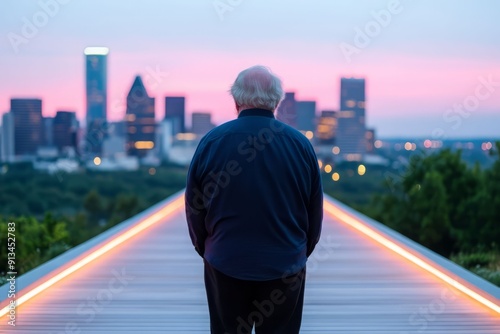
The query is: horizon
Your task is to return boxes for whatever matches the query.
[1,0,499,138]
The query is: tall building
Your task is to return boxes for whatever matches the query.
[191,112,214,136]
[53,111,78,153]
[296,101,316,131]
[85,46,108,154]
[337,78,366,159]
[165,96,185,135]
[42,116,54,147]
[1,112,15,162]
[316,110,337,145]
[125,76,156,157]
[11,98,43,157]
[276,92,297,128]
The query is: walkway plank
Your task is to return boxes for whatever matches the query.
[2,206,499,333]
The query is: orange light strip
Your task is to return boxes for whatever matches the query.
[323,200,500,315]
[0,194,184,318]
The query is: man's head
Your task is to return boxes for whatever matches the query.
[230,65,284,113]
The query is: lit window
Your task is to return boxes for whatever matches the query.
[134,141,155,149]
[346,100,356,108]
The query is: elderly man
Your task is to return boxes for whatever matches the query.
[185,65,323,334]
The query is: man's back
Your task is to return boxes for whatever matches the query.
[185,65,322,333]
[186,108,323,280]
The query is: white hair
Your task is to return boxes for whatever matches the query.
[230,65,284,111]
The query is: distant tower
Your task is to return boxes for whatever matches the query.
[191,112,214,136]
[125,76,156,157]
[337,78,366,160]
[277,92,297,128]
[1,112,15,162]
[10,98,43,157]
[85,46,108,154]
[53,111,78,153]
[296,101,316,131]
[164,96,185,135]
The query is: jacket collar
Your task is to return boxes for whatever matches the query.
[238,108,275,119]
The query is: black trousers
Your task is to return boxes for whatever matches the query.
[204,259,306,334]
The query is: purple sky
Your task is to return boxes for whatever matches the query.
[1,0,499,138]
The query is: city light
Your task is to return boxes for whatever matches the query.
[175,133,197,141]
[304,131,314,140]
[149,168,156,175]
[424,139,432,148]
[318,159,323,169]
[374,140,383,149]
[404,142,413,151]
[324,164,332,173]
[332,146,340,155]
[134,141,155,149]
[93,157,101,166]
[482,142,493,151]
[332,172,340,181]
[358,164,366,176]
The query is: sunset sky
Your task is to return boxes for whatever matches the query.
[1,0,499,138]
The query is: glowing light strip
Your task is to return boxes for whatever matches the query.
[324,200,500,315]
[0,195,184,318]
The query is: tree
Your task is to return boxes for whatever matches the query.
[83,189,104,226]
[374,148,489,257]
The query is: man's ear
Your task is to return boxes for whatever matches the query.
[235,102,240,114]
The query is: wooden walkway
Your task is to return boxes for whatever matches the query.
[1,194,499,333]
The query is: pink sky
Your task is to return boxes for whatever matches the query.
[1,0,499,137]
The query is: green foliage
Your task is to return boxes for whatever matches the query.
[451,252,495,269]
[0,164,187,279]
[371,147,500,257]
[323,142,500,286]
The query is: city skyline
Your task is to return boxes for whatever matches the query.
[1,0,499,138]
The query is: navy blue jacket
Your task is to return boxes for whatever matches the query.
[185,108,323,280]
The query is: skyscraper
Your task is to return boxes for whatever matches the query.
[11,98,43,157]
[1,112,14,162]
[296,101,316,131]
[277,92,297,128]
[191,112,214,136]
[337,78,366,159]
[85,46,108,154]
[53,111,78,153]
[165,96,185,135]
[125,76,156,157]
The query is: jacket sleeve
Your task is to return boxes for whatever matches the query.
[306,147,323,257]
[185,146,208,258]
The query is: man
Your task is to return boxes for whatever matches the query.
[185,65,323,334]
